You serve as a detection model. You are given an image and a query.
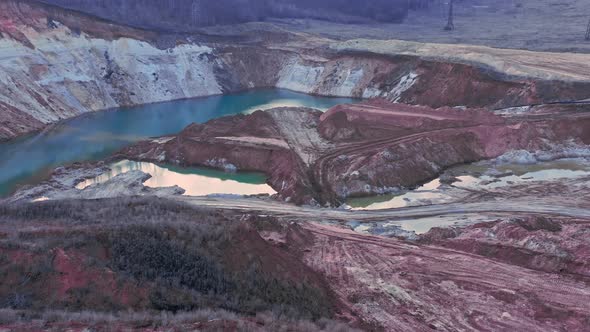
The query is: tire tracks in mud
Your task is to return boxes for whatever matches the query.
[298,222,590,332]
[177,195,590,224]
[311,123,496,204]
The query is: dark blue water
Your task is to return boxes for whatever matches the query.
[0,89,356,196]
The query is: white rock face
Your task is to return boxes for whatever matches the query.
[495,150,539,165]
[494,142,590,165]
[276,58,324,94]
[328,68,364,97]
[105,39,221,103]
[0,24,221,127]
[362,87,383,99]
[362,71,418,101]
[389,72,418,102]
[493,106,532,116]
[276,56,393,98]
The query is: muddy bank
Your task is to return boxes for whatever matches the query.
[4,161,185,203]
[348,157,590,210]
[116,100,590,205]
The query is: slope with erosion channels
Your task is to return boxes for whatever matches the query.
[117,100,590,205]
[2,0,590,140]
[2,196,590,331]
[3,1,590,331]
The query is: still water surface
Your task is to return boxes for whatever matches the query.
[77,160,277,196]
[0,89,355,196]
[347,159,590,210]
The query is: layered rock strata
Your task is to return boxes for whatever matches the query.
[117,101,590,205]
[2,0,590,140]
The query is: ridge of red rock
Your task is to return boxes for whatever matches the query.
[117,100,590,205]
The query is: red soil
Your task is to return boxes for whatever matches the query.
[119,101,590,205]
[294,220,590,331]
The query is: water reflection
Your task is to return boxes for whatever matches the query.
[0,89,356,196]
[241,98,323,114]
[350,214,494,235]
[347,178,451,210]
[348,158,590,210]
[77,160,276,196]
[453,159,590,190]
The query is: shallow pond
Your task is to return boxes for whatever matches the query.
[77,160,276,196]
[347,158,590,211]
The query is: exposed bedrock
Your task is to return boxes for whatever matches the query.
[118,101,590,205]
[2,0,590,140]
[420,215,590,278]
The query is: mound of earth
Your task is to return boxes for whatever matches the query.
[118,100,590,205]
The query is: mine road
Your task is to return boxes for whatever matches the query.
[177,196,590,223]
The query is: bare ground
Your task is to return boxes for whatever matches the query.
[270,0,590,53]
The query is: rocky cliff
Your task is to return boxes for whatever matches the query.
[2,0,590,141]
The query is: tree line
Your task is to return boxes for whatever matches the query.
[38,0,436,30]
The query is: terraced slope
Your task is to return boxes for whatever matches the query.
[117,101,590,204]
[2,0,590,140]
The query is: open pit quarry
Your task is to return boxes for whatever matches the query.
[110,101,590,205]
[2,0,590,140]
[2,0,590,331]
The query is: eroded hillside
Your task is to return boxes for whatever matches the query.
[2,1,590,331]
[2,0,590,140]
[111,101,590,205]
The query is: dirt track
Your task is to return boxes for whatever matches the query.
[273,0,590,54]
[298,221,590,331]
[177,196,590,222]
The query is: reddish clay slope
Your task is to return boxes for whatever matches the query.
[296,219,590,332]
[119,101,590,205]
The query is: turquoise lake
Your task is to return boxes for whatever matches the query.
[0,89,356,196]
